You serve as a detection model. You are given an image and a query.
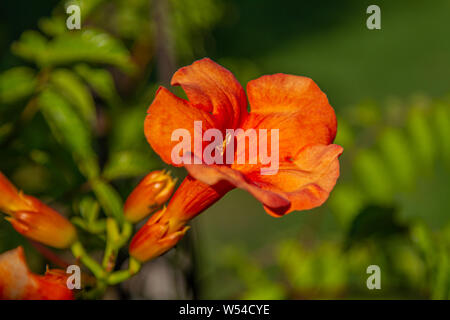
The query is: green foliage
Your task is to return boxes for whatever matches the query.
[102,150,157,181]
[50,69,96,124]
[0,67,37,105]
[74,64,119,105]
[13,29,134,72]
[0,0,449,300]
[38,88,99,179]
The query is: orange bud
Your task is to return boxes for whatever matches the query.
[0,172,32,214]
[124,170,176,223]
[0,172,76,248]
[0,246,74,300]
[129,207,189,262]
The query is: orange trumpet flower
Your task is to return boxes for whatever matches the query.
[0,172,76,249]
[0,246,74,300]
[130,58,343,262]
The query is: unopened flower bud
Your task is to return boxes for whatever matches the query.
[0,172,76,248]
[124,170,176,223]
[129,207,189,262]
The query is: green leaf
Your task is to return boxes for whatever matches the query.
[50,69,96,124]
[328,184,366,227]
[68,0,106,19]
[38,88,99,179]
[334,117,355,148]
[13,29,134,72]
[74,64,119,104]
[407,107,436,170]
[39,0,107,36]
[11,31,48,65]
[378,128,415,190]
[39,16,67,36]
[0,67,37,104]
[79,196,100,223]
[91,179,124,224]
[109,106,147,152]
[433,102,450,167]
[102,150,156,180]
[354,149,394,204]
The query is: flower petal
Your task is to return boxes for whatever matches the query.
[242,74,337,162]
[185,144,342,217]
[144,86,216,166]
[184,154,291,214]
[0,247,73,300]
[246,144,343,216]
[171,58,248,131]
[165,175,233,228]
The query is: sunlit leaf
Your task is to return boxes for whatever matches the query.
[433,102,450,168]
[13,29,134,72]
[407,107,436,170]
[378,128,415,190]
[39,16,67,36]
[50,69,96,124]
[328,184,366,227]
[74,64,119,104]
[11,31,48,65]
[79,197,100,223]
[353,149,394,203]
[37,88,99,179]
[0,67,37,104]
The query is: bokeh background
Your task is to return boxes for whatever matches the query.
[0,0,449,299]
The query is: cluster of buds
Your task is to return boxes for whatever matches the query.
[124,170,193,262]
[128,175,230,263]
[0,172,76,248]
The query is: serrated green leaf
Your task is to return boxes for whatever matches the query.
[0,67,37,104]
[74,64,119,104]
[13,29,134,72]
[38,88,99,179]
[50,69,96,124]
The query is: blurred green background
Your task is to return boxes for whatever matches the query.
[0,0,449,299]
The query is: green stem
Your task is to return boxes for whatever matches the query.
[71,241,106,280]
[107,257,141,285]
[102,220,133,272]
